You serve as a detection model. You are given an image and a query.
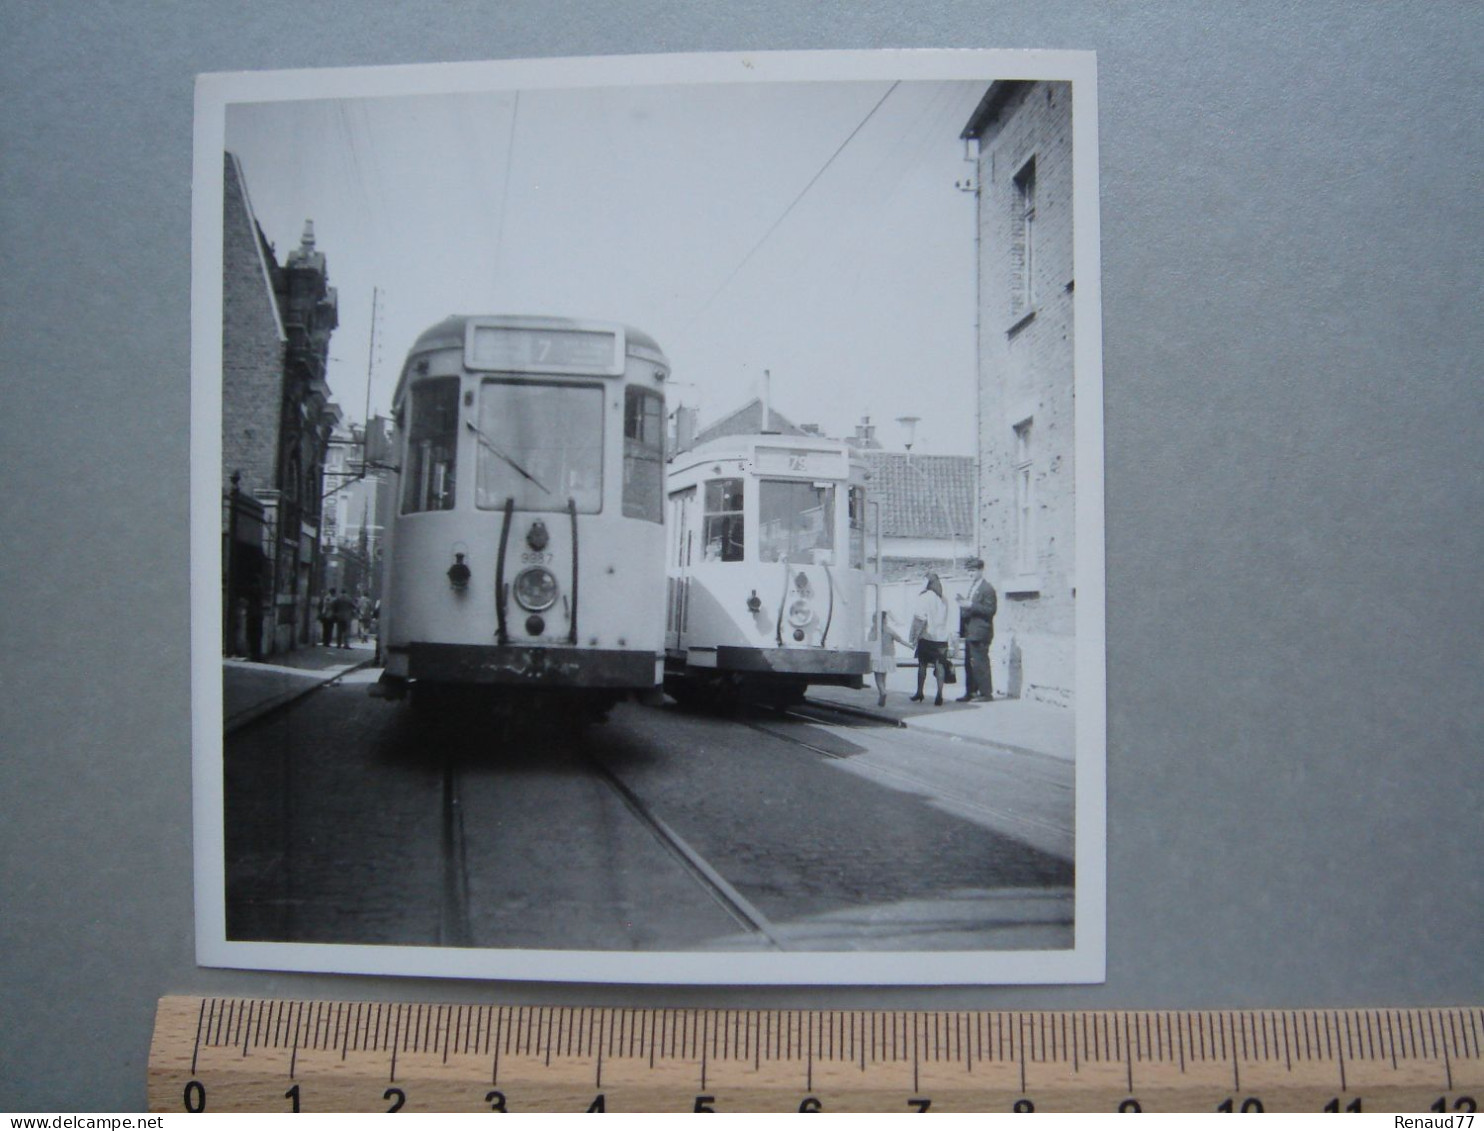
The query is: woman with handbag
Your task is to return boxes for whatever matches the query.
[908,572,951,706]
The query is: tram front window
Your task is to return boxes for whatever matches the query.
[402,377,459,513]
[475,380,603,512]
[759,480,835,565]
[703,478,744,562]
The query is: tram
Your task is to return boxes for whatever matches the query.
[376,315,669,715]
[663,433,872,707]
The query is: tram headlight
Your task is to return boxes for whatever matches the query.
[513,567,558,611]
[786,598,813,628]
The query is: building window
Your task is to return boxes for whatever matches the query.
[1012,158,1037,318]
[1013,418,1034,573]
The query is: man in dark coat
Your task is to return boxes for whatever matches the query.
[331,589,356,649]
[955,557,997,702]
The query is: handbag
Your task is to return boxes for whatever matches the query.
[943,658,957,685]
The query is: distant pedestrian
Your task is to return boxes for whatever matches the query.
[909,572,951,706]
[331,589,355,649]
[318,589,336,647]
[355,593,372,642]
[955,557,997,702]
[869,610,910,708]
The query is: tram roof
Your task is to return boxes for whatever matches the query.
[407,314,664,358]
[668,432,866,477]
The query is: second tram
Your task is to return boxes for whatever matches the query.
[664,433,872,706]
[377,315,669,715]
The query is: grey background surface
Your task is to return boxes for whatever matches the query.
[2,0,1480,1111]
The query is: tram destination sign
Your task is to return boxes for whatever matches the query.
[465,323,624,376]
[752,445,850,480]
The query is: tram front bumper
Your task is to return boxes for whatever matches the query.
[406,643,662,689]
[707,646,871,676]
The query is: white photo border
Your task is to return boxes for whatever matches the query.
[192,48,1105,985]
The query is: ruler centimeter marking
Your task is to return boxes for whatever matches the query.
[148,997,1484,1114]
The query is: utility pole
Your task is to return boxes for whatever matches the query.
[362,286,380,453]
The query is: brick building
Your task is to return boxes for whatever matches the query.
[221,153,340,657]
[962,81,1076,706]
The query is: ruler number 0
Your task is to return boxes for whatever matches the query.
[182,1080,206,1113]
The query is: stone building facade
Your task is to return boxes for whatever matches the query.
[963,81,1076,706]
[221,153,340,657]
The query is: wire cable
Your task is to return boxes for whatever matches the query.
[686,81,901,326]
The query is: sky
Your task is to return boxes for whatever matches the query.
[227,77,987,455]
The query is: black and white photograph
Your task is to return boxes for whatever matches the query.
[194,49,1106,984]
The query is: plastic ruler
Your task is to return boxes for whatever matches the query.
[147,997,1482,1113]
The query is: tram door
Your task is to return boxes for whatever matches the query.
[666,486,697,651]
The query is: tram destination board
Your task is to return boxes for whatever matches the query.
[147,997,1483,1113]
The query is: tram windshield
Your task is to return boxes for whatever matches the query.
[759,480,835,565]
[475,380,603,513]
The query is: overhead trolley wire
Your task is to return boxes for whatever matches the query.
[492,92,521,289]
[685,81,901,327]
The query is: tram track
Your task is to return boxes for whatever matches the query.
[586,755,785,949]
[428,713,785,951]
[231,679,1069,948]
[438,756,474,948]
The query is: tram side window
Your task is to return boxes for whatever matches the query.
[849,485,866,569]
[759,480,835,565]
[623,387,664,523]
[703,478,744,562]
[402,378,459,513]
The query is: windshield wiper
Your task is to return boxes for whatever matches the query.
[466,421,552,494]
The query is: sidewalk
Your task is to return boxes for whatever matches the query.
[223,639,377,732]
[805,663,1075,762]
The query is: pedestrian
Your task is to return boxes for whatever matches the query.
[318,588,336,647]
[356,592,372,643]
[908,572,951,706]
[868,610,910,708]
[955,557,998,702]
[331,589,355,649]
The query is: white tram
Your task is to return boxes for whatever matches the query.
[377,315,668,714]
[664,434,872,706]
